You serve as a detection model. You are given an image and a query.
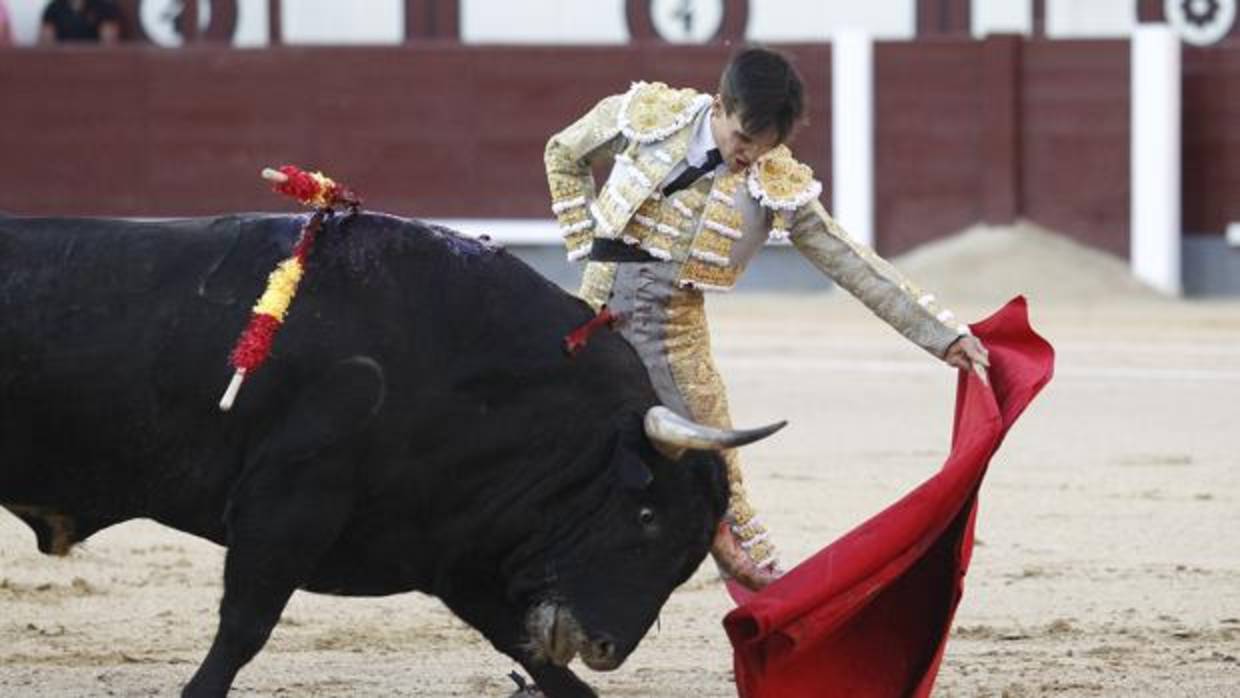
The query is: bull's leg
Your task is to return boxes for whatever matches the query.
[518,662,597,698]
[182,522,333,697]
[183,358,386,698]
[443,593,598,698]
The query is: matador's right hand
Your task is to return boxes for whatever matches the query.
[711,521,782,591]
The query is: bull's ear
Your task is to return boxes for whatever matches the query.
[613,448,654,490]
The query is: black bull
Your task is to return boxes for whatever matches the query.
[0,212,782,697]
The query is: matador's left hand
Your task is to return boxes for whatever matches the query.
[944,335,991,385]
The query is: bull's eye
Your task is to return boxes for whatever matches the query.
[638,507,656,527]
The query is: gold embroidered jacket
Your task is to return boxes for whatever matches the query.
[545,81,967,357]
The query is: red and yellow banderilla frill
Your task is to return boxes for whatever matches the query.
[217,165,361,411]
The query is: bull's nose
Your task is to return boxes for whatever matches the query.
[582,634,621,671]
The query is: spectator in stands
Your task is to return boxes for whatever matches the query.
[39,0,122,44]
[0,0,13,46]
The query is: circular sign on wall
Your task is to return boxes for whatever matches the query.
[650,0,723,43]
[626,0,749,43]
[136,0,237,45]
[1165,0,1237,45]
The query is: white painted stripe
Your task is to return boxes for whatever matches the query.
[426,218,791,246]
[715,355,1240,382]
[832,29,875,248]
[1131,25,1182,295]
[1228,222,1240,246]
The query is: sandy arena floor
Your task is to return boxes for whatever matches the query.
[2,229,1239,697]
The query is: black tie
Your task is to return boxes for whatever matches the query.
[662,148,722,197]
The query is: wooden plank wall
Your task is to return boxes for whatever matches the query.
[874,39,986,256]
[1,41,1236,258]
[1020,40,1130,258]
[1183,46,1240,236]
[0,44,831,221]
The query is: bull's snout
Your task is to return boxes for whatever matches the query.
[527,603,584,667]
[526,604,626,671]
[580,633,620,671]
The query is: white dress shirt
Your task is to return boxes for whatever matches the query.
[657,102,724,190]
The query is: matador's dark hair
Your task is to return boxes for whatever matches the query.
[717,46,805,143]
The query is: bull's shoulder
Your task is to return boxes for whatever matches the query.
[313,213,508,270]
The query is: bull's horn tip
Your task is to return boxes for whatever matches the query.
[644,406,787,454]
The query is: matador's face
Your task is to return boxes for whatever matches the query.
[709,96,781,173]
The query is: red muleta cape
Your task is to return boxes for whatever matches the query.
[724,297,1055,698]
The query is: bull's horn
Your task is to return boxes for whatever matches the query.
[644,406,786,460]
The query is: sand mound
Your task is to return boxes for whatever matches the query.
[893,221,1163,306]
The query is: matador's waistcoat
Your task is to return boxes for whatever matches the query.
[545,81,968,357]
